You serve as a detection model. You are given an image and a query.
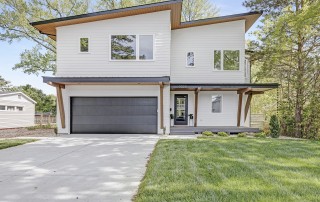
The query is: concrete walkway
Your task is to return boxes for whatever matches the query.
[0,134,159,202]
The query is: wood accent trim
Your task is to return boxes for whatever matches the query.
[237,93,243,127]
[56,85,66,129]
[194,88,200,127]
[159,82,164,129]
[244,93,253,122]
[237,87,251,94]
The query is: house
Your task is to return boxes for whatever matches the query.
[0,92,36,129]
[31,0,278,135]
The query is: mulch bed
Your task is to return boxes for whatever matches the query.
[0,128,57,138]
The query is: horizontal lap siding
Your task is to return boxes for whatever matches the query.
[56,11,171,77]
[170,20,246,83]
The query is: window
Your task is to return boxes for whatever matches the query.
[214,50,221,70]
[0,105,5,110]
[7,106,15,111]
[139,35,153,60]
[110,35,154,61]
[212,95,222,113]
[186,52,195,67]
[17,107,23,111]
[213,50,240,70]
[80,38,89,52]
[224,50,240,70]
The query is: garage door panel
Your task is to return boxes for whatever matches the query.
[72,97,157,106]
[72,106,157,116]
[72,124,157,134]
[72,115,157,125]
[71,97,158,134]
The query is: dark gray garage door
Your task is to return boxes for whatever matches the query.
[71,97,158,134]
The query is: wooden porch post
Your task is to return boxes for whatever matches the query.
[159,82,164,129]
[194,88,200,127]
[56,84,66,129]
[244,93,253,122]
[237,92,243,127]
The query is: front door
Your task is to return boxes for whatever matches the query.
[174,94,188,125]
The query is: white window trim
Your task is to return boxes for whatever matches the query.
[213,50,241,71]
[186,51,195,68]
[79,37,90,54]
[109,34,155,62]
[211,95,223,113]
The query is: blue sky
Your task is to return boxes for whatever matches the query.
[0,0,259,95]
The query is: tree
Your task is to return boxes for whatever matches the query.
[244,0,320,138]
[0,75,12,91]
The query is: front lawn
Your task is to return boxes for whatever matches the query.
[0,139,37,150]
[135,138,320,202]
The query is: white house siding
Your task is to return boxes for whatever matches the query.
[170,91,248,127]
[57,85,170,134]
[56,11,171,77]
[170,20,246,83]
[0,94,35,129]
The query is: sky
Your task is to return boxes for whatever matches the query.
[0,0,260,95]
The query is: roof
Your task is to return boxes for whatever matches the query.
[30,0,262,40]
[0,92,37,104]
[170,83,279,92]
[43,76,170,84]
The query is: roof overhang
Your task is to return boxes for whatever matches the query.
[43,76,170,86]
[30,0,262,40]
[0,92,37,104]
[170,83,279,93]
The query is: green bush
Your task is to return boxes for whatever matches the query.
[269,115,280,138]
[217,132,229,137]
[202,131,214,136]
[237,132,247,138]
[254,132,266,138]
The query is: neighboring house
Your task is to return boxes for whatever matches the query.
[0,92,36,129]
[31,0,278,135]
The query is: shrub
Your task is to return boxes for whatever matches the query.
[254,132,266,138]
[269,115,280,138]
[202,131,214,136]
[237,132,247,138]
[54,127,58,134]
[217,132,229,137]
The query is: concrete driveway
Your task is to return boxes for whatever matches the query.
[0,134,159,202]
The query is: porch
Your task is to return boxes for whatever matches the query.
[170,126,260,135]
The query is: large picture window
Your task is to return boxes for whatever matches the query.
[213,50,240,70]
[111,35,153,60]
[212,95,222,113]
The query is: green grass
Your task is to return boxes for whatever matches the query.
[0,139,37,150]
[135,138,320,202]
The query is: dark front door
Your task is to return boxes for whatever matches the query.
[71,97,158,134]
[174,94,188,125]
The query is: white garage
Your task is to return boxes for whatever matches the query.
[0,92,36,129]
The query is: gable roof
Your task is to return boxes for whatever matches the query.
[30,0,262,40]
[0,92,37,104]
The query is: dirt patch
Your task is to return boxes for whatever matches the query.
[0,128,57,138]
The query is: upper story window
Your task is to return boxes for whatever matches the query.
[17,107,23,111]
[212,95,222,113]
[7,106,15,111]
[110,35,153,61]
[213,50,240,71]
[186,52,195,67]
[80,38,89,52]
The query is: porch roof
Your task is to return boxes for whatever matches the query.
[170,83,279,93]
[43,76,170,86]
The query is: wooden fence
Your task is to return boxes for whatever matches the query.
[251,114,265,129]
[35,114,56,125]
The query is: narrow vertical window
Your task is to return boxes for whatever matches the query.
[80,38,89,52]
[139,35,153,60]
[212,95,222,113]
[186,52,195,67]
[214,50,221,70]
